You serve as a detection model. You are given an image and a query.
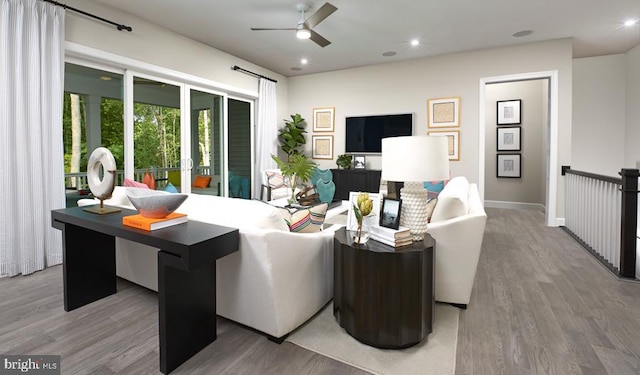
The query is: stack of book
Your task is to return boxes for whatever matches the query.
[369,225,413,248]
[122,212,187,231]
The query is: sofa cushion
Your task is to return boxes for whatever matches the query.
[278,203,328,233]
[430,176,469,222]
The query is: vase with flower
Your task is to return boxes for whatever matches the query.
[351,192,374,244]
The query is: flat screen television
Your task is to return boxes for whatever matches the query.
[345,113,413,154]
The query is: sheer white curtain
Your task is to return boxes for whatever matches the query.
[254,77,278,198]
[0,0,65,276]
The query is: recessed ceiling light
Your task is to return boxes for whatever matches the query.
[291,67,302,71]
[99,76,112,81]
[382,51,397,57]
[512,30,533,38]
[301,58,308,65]
[624,19,638,27]
[411,39,420,47]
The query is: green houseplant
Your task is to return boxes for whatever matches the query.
[272,114,316,203]
[336,154,352,169]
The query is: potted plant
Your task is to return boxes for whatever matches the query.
[336,154,352,169]
[272,114,316,203]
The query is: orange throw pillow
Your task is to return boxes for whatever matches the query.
[143,172,156,190]
[193,175,212,188]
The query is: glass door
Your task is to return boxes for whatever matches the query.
[189,89,224,196]
[227,98,253,199]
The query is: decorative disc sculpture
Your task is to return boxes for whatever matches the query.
[83,147,121,215]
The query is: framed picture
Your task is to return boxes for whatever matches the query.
[497,99,521,125]
[311,135,333,159]
[497,126,521,151]
[312,107,335,132]
[346,192,381,229]
[353,155,366,169]
[428,130,460,161]
[380,198,402,230]
[428,97,460,128]
[497,153,521,178]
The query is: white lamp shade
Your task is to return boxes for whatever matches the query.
[381,136,450,182]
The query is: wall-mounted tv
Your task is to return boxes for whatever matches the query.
[345,113,413,154]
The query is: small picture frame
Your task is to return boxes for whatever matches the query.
[428,97,460,128]
[311,135,333,159]
[497,99,521,125]
[312,107,335,132]
[497,153,521,178]
[353,155,366,169]
[380,198,402,230]
[346,192,381,229]
[497,126,521,151]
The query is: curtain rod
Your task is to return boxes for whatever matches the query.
[232,65,277,83]
[41,0,132,32]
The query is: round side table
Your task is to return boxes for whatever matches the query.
[333,227,435,349]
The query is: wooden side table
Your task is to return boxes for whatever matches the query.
[333,227,435,349]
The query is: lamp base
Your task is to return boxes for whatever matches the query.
[399,182,429,241]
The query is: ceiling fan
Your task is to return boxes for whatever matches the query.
[251,2,338,47]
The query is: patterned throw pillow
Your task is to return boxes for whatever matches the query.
[266,171,285,189]
[426,198,438,223]
[123,178,149,189]
[424,179,449,199]
[278,203,328,233]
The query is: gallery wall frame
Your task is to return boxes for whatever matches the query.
[497,153,521,178]
[428,97,460,128]
[497,126,521,151]
[311,135,333,159]
[497,99,521,125]
[312,107,335,132]
[428,130,460,161]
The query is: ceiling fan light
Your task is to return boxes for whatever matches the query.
[296,28,311,39]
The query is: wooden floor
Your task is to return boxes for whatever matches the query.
[1,208,640,374]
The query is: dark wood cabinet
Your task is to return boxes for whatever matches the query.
[333,227,435,349]
[331,169,382,201]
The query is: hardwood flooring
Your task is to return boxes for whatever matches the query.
[1,208,639,374]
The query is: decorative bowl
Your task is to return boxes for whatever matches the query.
[125,188,188,218]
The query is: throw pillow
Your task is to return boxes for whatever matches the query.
[278,203,328,233]
[424,179,449,199]
[143,172,156,190]
[193,175,212,188]
[167,170,181,186]
[123,178,149,189]
[425,198,438,223]
[164,182,179,193]
[266,171,285,189]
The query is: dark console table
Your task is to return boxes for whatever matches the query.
[51,206,239,374]
[331,169,382,201]
[333,227,434,349]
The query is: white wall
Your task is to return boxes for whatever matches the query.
[625,44,640,168]
[572,55,626,176]
[485,80,546,205]
[289,39,573,219]
[62,0,289,122]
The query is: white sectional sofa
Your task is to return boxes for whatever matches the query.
[79,187,338,340]
[427,176,487,307]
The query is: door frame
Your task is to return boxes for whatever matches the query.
[479,70,559,226]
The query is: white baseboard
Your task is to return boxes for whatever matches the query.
[484,200,545,211]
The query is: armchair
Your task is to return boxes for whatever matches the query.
[260,169,289,201]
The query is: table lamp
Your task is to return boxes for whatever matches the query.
[381,136,449,241]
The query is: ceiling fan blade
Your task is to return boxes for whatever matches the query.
[251,27,296,31]
[309,30,331,47]
[304,2,337,29]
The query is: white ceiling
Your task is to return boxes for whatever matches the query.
[87,0,640,77]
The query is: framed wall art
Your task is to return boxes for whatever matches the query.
[312,107,335,132]
[497,99,521,125]
[428,97,460,128]
[497,153,521,178]
[428,130,460,161]
[311,135,333,159]
[497,126,521,151]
